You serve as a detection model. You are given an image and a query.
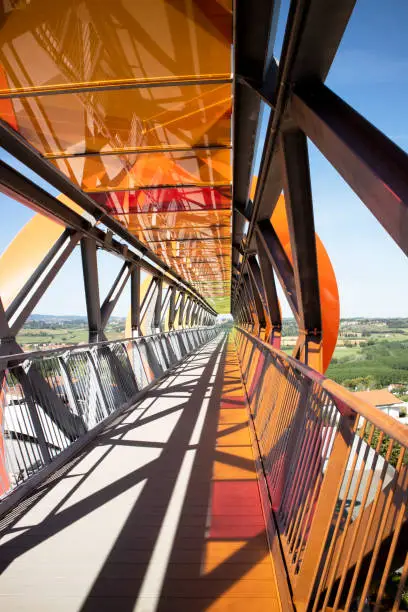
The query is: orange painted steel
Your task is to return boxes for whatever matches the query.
[234,326,408,612]
[272,194,340,372]
[113,209,231,232]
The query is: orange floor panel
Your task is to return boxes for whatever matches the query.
[200,335,281,612]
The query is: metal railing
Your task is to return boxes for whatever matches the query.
[0,326,219,499]
[234,326,408,612]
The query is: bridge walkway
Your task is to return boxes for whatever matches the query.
[0,332,281,612]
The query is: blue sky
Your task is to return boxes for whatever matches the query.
[1,0,408,318]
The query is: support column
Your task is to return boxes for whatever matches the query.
[191,301,199,327]
[184,297,193,329]
[177,293,186,328]
[252,243,282,348]
[256,220,299,321]
[131,265,141,337]
[168,286,177,330]
[247,261,266,336]
[242,275,256,332]
[81,237,102,343]
[153,276,163,332]
[100,262,132,330]
[280,128,322,370]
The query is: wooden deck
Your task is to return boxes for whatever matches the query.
[0,333,281,611]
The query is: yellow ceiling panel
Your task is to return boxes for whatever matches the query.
[0,0,233,313]
[51,149,231,192]
[0,0,232,92]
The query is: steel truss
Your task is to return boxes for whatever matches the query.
[231,0,408,370]
[0,152,216,353]
[0,148,215,440]
[0,222,215,351]
[0,225,214,459]
[0,123,217,330]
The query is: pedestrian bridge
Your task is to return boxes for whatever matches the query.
[0,331,282,612]
[0,0,407,610]
[0,327,407,611]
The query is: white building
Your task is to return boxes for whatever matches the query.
[353,389,407,422]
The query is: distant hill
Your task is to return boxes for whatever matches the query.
[27,314,126,323]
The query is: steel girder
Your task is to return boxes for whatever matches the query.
[229,0,408,370]
[130,266,141,337]
[6,230,81,337]
[0,137,217,320]
[0,166,216,345]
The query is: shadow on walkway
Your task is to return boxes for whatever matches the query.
[0,332,280,611]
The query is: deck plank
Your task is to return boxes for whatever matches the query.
[0,333,281,611]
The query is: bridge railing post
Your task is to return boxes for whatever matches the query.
[291,410,357,610]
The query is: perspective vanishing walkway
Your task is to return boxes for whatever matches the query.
[0,332,281,612]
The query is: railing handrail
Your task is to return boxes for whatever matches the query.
[1,326,220,506]
[237,325,408,448]
[0,326,216,369]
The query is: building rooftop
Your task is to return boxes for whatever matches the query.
[353,389,403,406]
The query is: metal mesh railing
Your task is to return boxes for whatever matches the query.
[0,326,218,499]
[234,326,408,612]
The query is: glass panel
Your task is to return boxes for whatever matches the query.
[0,84,232,156]
[130,225,230,243]
[51,149,231,191]
[153,241,231,256]
[113,209,231,231]
[0,0,232,92]
[0,0,233,314]
[90,186,232,214]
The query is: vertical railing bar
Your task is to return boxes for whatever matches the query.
[284,395,319,540]
[60,356,85,423]
[295,400,339,570]
[18,369,51,466]
[279,376,313,524]
[45,360,67,450]
[344,435,397,611]
[270,366,302,498]
[10,378,39,475]
[373,449,408,611]
[288,385,331,548]
[279,381,309,524]
[287,410,321,550]
[322,420,375,610]
[5,378,32,481]
[309,414,364,608]
[88,351,110,419]
[391,551,408,612]
[34,365,64,453]
[356,444,406,611]
[135,340,150,388]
